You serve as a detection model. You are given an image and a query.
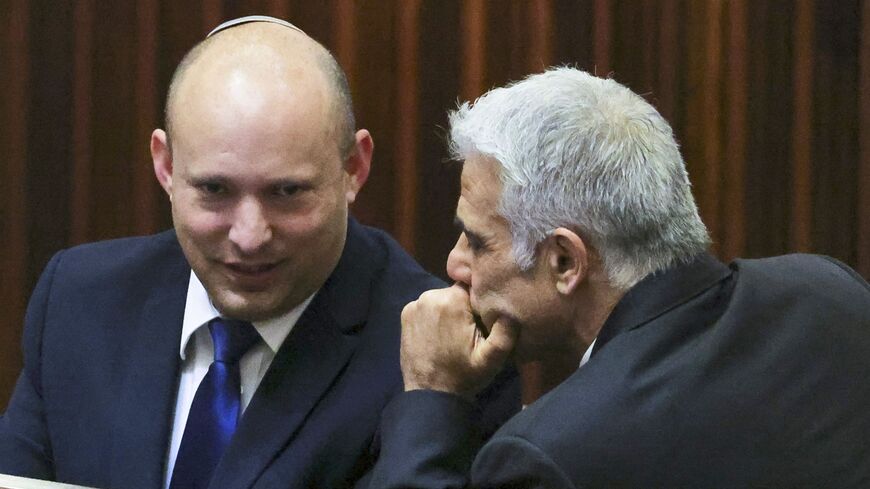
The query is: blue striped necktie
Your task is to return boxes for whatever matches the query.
[169,318,261,489]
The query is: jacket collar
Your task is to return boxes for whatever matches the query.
[592,253,731,356]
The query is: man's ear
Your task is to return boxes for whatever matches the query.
[344,129,373,203]
[544,228,588,295]
[151,129,174,198]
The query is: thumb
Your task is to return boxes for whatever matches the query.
[475,318,518,368]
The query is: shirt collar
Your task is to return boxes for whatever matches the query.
[180,271,316,359]
[579,338,596,368]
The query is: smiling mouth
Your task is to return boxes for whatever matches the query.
[226,262,276,273]
[223,262,280,284]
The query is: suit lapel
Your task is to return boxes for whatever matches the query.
[109,235,190,489]
[210,218,380,489]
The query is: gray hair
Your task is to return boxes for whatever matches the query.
[448,67,710,289]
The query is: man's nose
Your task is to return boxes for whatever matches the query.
[228,198,272,254]
[446,234,471,285]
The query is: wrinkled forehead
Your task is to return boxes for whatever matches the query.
[458,155,505,222]
[460,154,502,196]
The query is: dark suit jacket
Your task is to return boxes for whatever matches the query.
[0,218,480,488]
[371,253,870,488]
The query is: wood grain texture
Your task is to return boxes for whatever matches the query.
[701,0,723,254]
[0,0,30,405]
[722,0,748,261]
[656,0,680,124]
[592,0,612,76]
[70,0,94,244]
[395,0,422,252]
[860,0,870,277]
[134,0,161,235]
[333,0,357,95]
[461,0,487,100]
[528,0,555,70]
[791,0,815,252]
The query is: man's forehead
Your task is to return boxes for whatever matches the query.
[171,60,333,148]
[170,24,330,118]
[455,194,473,223]
[180,48,325,98]
[457,167,506,236]
[460,152,501,179]
[460,157,501,205]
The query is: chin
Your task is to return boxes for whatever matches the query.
[213,294,289,322]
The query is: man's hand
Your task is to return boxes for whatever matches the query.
[400,284,518,399]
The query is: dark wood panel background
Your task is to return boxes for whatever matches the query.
[2,0,869,407]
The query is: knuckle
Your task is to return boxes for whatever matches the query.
[401,301,417,321]
[418,289,439,303]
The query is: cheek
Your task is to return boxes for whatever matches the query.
[470,259,532,312]
[177,210,226,236]
[273,199,346,242]
[275,208,328,237]
[172,204,228,247]
[308,190,347,225]
[469,258,502,297]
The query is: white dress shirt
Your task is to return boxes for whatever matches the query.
[579,338,597,368]
[163,271,315,489]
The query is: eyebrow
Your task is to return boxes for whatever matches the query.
[186,173,313,187]
[453,216,468,233]
[187,174,229,185]
[454,217,485,243]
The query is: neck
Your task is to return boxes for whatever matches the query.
[573,269,625,348]
[517,270,625,405]
[517,355,582,404]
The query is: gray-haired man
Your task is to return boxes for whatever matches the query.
[371,67,870,488]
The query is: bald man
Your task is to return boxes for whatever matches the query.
[0,17,517,489]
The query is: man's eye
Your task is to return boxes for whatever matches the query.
[276,185,301,197]
[198,182,226,194]
[466,233,485,253]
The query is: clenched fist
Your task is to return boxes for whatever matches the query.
[400,284,518,399]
